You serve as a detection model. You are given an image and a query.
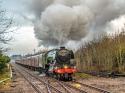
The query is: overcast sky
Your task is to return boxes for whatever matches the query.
[2,0,125,56]
[2,0,38,55]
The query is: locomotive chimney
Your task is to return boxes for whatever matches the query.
[60,46,65,49]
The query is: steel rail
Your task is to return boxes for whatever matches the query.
[14,65,42,93]
[15,64,111,93]
[46,81,52,93]
[45,77,87,93]
[14,64,64,93]
[16,64,88,93]
[73,81,111,93]
[60,81,87,93]
[57,81,73,93]
[46,77,73,93]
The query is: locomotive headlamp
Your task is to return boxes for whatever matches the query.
[73,66,76,69]
[55,66,59,69]
[64,65,68,69]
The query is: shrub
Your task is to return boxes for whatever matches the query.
[0,53,10,72]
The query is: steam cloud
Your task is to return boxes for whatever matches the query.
[29,0,125,46]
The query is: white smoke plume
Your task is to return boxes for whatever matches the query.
[29,0,125,46]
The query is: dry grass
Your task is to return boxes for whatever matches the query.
[0,68,11,90]
[74,72,92,79]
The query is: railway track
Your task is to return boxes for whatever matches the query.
[62,81,111,93]
[42,76,87,93]
[39,74,110,93]
[13,64,64,93]
[72,81,110,93]
[44,77,110,93]
[13,63,83,93]
[13,65,49,93]
[13,63,111,93]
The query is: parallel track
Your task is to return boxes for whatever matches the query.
[14,63,111,93]
[41,74,111,93]
[43,76,111,93]
[13,64,79,93]
[13,64,63,93]
[43,76,86,93]
[72,81,110,93]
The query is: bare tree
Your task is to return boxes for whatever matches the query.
[75,29,125,73]
[0,9,13,44]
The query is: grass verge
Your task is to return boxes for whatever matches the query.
[0,68,11,90]
[74,72,93,79]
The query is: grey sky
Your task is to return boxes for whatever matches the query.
[2,0,38,55]
[2,0,32,26]
[1,0,125,56]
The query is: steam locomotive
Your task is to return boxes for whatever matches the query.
[16,47,76,80]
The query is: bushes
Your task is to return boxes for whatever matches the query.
[0,53,10,73]
[75,32,125,73]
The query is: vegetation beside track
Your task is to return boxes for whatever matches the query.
[0,53,10,73]
[0,68,11,90]
[0,68,10,80]
[0,52,11,89]
[74,72,92,79]
[75,31,125,74]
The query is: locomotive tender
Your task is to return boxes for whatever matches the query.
[16,47,76,80]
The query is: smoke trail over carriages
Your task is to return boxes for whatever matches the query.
[28,0,125,46]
